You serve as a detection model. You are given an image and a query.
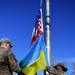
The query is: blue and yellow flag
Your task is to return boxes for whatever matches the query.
[19,34,49,75]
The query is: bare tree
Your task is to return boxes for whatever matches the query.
[50,58,67,68]
[70,62,75,75]
[50,58,59,69]
[70,72,75,75]
[72,62,75,71]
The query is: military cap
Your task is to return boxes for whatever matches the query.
[0,38,13,47]
[54,63,68,72]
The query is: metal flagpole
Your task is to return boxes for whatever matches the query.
[44,0,50,72]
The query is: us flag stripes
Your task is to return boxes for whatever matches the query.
[30,8,43,46]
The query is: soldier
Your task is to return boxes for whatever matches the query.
[0,38,20,75]
[46,63,68,75]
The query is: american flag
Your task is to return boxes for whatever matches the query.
[30,8,43,46]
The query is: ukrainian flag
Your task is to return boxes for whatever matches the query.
[19,34,49,75]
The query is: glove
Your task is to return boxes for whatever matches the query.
[46,66,51,71]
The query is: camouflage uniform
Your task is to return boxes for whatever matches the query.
[46,66,64,75]
[0,47,20,75]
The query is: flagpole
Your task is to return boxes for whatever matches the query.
[44,0,50,67]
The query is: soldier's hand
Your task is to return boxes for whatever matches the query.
[46,66,50,70]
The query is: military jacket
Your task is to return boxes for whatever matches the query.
[46,66,64,75]
[0,47,20,75]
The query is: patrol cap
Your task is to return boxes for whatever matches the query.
[54,63,68,72]
[0,38,13,47]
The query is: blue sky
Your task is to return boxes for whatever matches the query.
[0,0,75,75]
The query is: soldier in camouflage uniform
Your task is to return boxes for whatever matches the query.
[46,63,68,75]
[0,38,20,75]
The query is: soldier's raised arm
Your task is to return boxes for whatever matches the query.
[46,66,58,74]
[7,51,20,73]
[46,63,68,75]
